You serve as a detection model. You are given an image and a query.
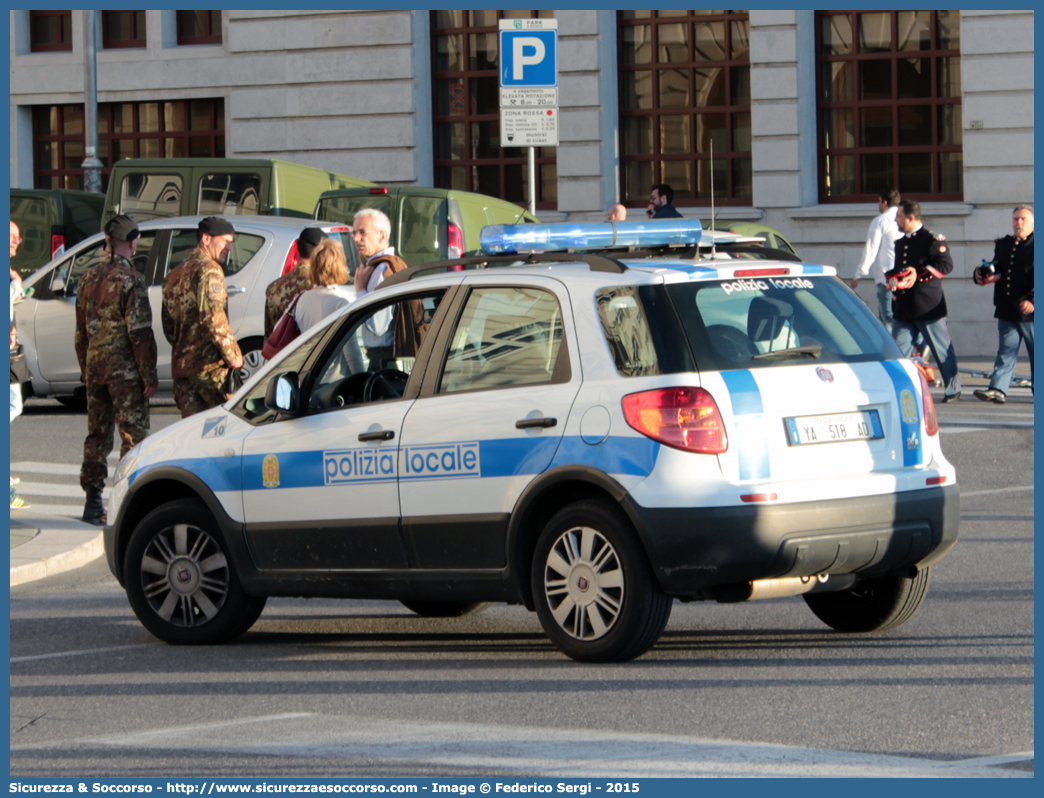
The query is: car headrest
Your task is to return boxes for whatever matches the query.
[747,296,794,342]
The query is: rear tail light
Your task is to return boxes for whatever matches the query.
[918,370,938,436]
[281,241,300,277]
[622,387,728,454]
[368,187,389,194]
[50,234,66,258]
[446,222,464,270]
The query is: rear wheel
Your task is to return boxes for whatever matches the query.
[400,600,493,618]
[803,568,931,633]
[531,500,672,662]
[237,337,267,384]
[123,498,266,644]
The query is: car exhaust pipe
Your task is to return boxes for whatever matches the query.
[712,573,856,603]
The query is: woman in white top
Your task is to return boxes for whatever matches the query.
[293,238,357,332]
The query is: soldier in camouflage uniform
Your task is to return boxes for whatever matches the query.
[264,227,328,339]
[75,215,158,525]
[162,217,244,418]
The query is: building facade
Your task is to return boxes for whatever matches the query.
[9,9,1034,353]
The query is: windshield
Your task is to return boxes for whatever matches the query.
[667,275,902,371]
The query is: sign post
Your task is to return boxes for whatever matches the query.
[499,18,558,215]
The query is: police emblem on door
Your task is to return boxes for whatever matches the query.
[900,389,918,425]
[262,454,280,488]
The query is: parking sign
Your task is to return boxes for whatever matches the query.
[499,19,558,88]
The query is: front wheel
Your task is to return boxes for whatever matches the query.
[532,500,672,662]
[123,498,266,644]
[803,568,931,633]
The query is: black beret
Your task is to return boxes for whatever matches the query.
[298,227,327,248]
[198,216,236,237]
[104,214,139,242]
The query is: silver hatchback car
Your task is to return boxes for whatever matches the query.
[14,215,357,403]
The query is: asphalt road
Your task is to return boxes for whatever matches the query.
[8,393,1034,778]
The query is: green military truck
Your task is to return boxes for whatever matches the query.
[10,189,106,279]
[314,186,539,268]
[103,158,374,226]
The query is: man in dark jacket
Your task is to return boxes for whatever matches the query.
[972,205,1034,403]
[885,199,962,401]
[649,184,683,219]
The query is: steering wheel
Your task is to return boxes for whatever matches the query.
[363,368,410,403]
[328,372,372,408]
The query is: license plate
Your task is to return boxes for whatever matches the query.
[785,410,883,446]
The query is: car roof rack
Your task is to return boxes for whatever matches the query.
[378,251,629,289]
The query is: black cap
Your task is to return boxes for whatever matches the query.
[104,214,139,242]
[198,216,236,237]
[298,227,327,248]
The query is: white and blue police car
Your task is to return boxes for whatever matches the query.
[104,219,958,662]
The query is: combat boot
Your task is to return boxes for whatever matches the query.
[82,487,106,526]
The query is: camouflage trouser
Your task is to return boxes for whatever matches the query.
[173,370,232,419]
[80,378,150,491]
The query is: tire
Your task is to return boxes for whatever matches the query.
[400,600,494,618]
[237,338,267,384]
[123,498,266,645]
[803,567,932,633]
[531,500,672,662]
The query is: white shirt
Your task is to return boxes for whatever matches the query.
[854,206,902,285]
[359,247,396,349]
[294,284,356,333]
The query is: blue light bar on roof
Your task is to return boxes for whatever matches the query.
[480,219,703,254]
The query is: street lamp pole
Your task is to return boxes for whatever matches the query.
[81,10,103,194]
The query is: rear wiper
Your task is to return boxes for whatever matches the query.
[751,345,822,361]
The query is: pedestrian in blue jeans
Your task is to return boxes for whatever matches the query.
[885,200,962,402]
[973,206,1033,404]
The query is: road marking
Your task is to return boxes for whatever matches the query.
[18,714,1026,778]
[960,485,1034,498]
[11,460,115,475]
[11,644,144,664]
[933,751,1034,768]
[11,503,88,517]
[14,481,111,499]
[939,418,1033,429]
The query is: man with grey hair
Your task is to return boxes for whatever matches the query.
[352,208,407,369]
[973,205,1034,402]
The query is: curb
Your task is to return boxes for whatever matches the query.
[10,524,104,587]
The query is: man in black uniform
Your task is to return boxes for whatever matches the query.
[972,205,1033,403]
[649,184,683,219]
[885,199,962,402]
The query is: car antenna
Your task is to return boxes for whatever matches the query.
[709,140,717,260]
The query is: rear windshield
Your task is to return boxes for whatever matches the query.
[120,174,183,221]
[316,195,392,225]
[666,275,902,371]
[197,172,262,216]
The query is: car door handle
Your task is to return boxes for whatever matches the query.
[358,430,394,442]
[516,417,557,429]
[227,286,247,294]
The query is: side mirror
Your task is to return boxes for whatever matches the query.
[50,277,67,297]
[264,371,300,415]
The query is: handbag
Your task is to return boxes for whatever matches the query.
[10,344,31,384]
[261,294,302,361]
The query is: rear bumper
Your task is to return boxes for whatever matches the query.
[627,484,959,596]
